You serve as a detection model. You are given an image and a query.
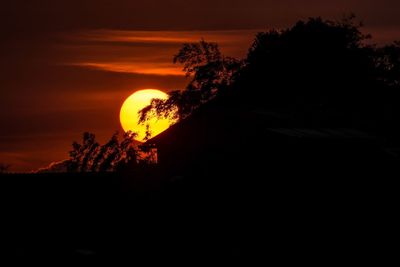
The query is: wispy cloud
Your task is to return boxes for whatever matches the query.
[67,29,259,45]
[61,30,259,76]
[70,62,183,76]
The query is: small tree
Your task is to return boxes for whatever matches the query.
[67,131,140,172]
[67,132,99,172]
[115,131,138,170]
[80,133,99,172]
[98,132,120,172]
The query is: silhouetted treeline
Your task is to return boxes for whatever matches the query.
[238,16,400,131]
[67,131,139,172]
[140,16,400,144]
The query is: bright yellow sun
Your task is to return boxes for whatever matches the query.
[120,89,175,142]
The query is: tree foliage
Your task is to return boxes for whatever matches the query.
[139,39,243,123]
[375,41,400,88]
[234,16,400,129]
[67,131,138,172]
[138,16,400,137]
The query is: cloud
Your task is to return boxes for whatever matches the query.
[71,62,183,76]
[60,29,258,75]
[68,29,259,45]
[35,160,69,174]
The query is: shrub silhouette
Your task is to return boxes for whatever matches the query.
[67,131,138,172]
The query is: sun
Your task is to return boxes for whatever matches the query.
[120,89,175,142]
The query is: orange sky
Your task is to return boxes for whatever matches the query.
[0,30,257,172]
[1,1,400,172]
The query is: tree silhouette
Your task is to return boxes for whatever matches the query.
[139,16,400,137]
[68,140,83,172]
[68,132,98,172]
[67,131,139,172]
[237,16,400,130]
[375,41,400,88]
[98,132,120,172]
[81,133,99,172]
[143,124,152,142]
[115,131,139,170]
[139,39,242,123]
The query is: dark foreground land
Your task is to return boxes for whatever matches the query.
[1,135,398,265]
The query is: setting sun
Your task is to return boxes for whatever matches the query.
[119,89,175,142]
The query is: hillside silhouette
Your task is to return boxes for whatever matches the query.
[2,17,399,264]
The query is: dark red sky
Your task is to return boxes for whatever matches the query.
[1,1,399,172]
